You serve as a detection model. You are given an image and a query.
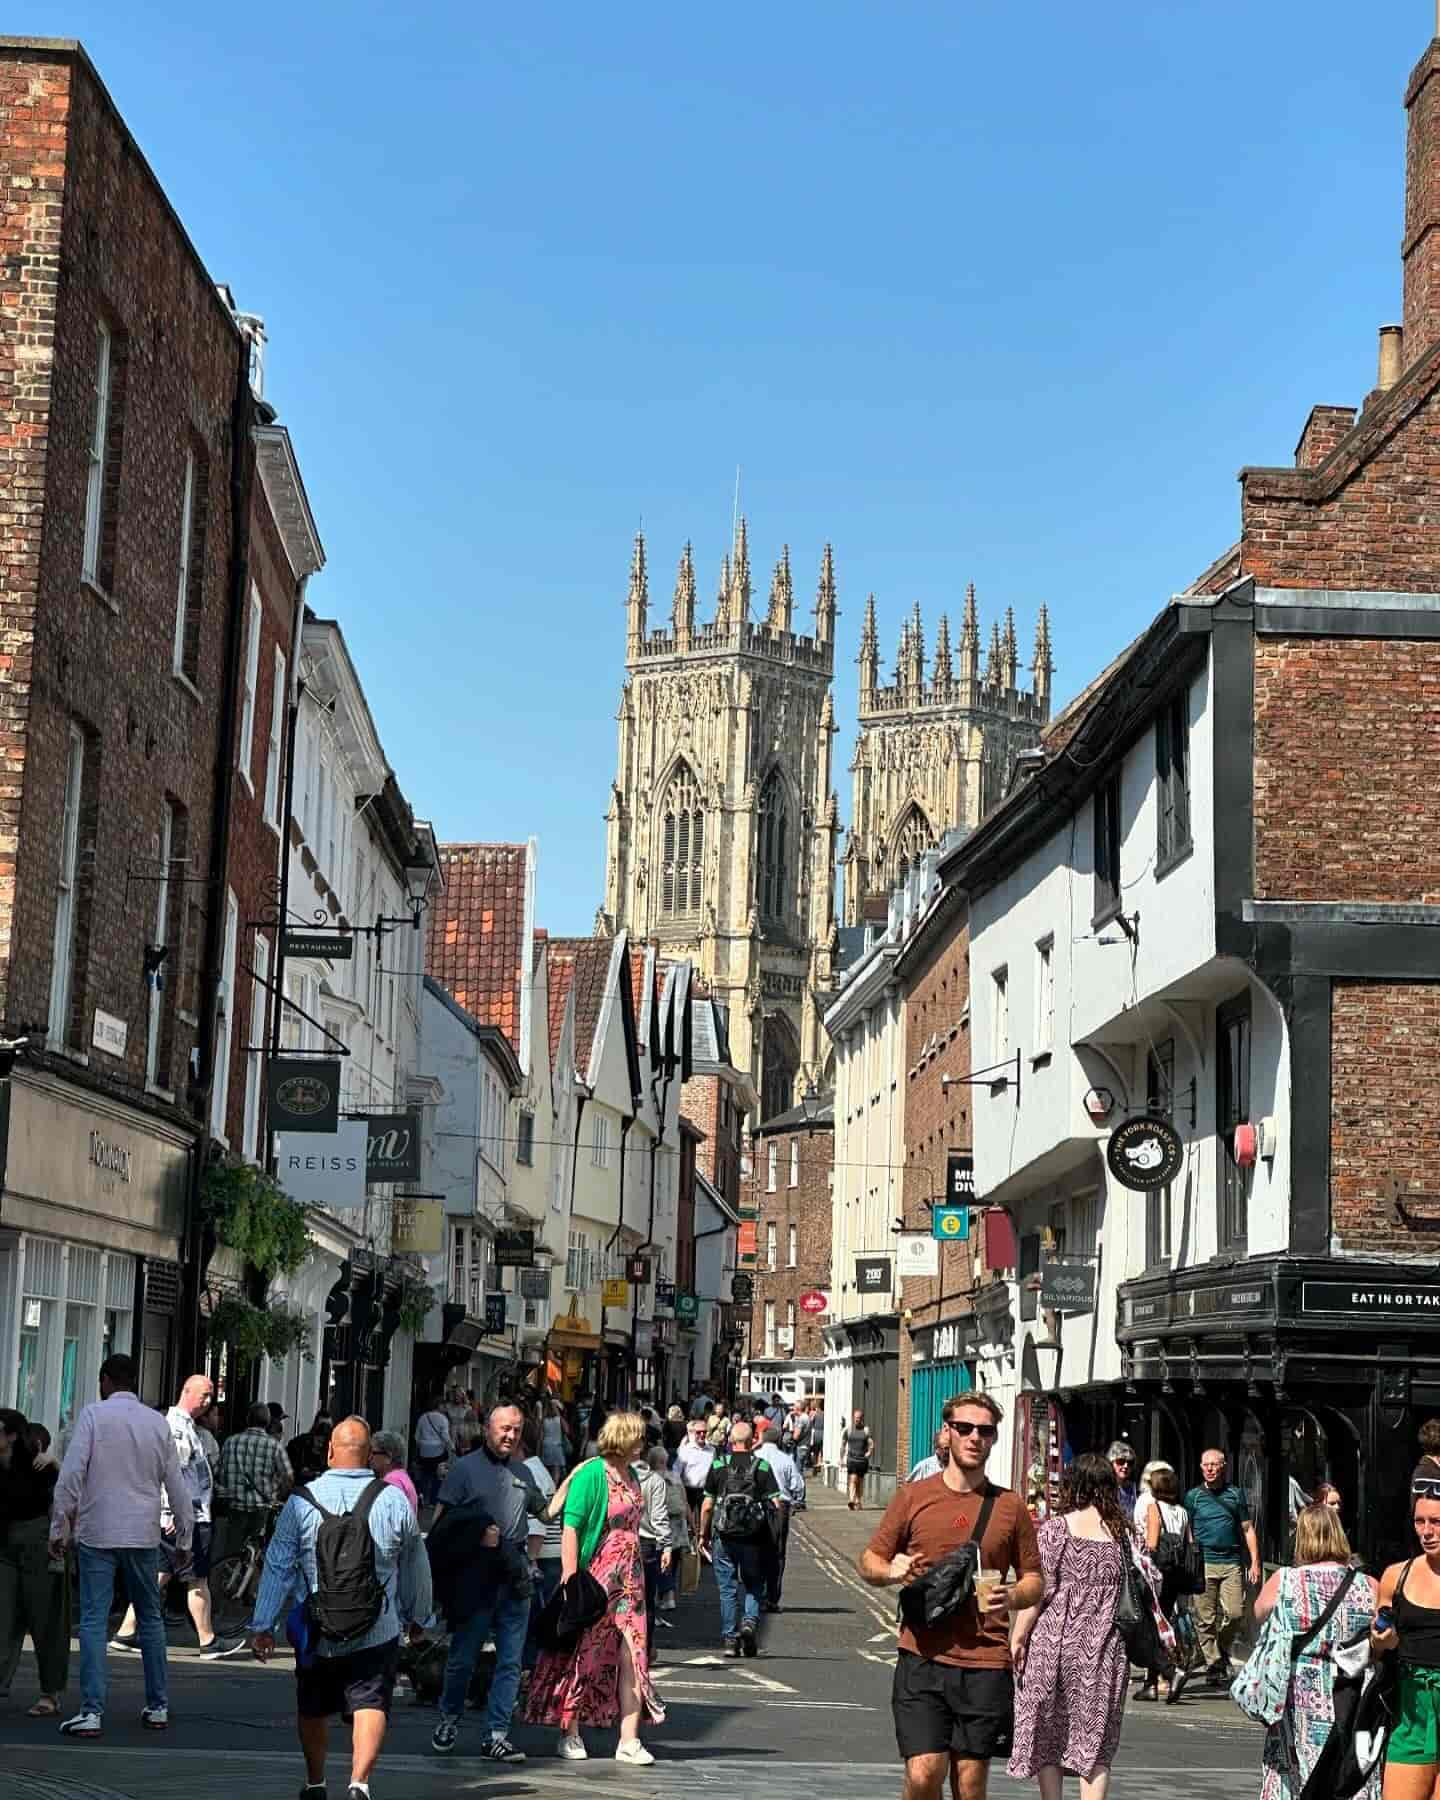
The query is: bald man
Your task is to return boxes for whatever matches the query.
[249,1416,432,1800]
[112,1373,245,1659]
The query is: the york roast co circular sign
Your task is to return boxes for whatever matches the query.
[1106,1115,1184,1191]
[275,1071,334,1116]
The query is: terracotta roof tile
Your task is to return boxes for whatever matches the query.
[425,843,529,1046]
[568,937,614,1080]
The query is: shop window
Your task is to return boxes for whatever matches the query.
[1217,995,1252,1252]
[1092,773,1122,923]
[1155,688,1192,869]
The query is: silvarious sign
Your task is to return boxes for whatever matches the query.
[495,1228,535,1268]
[276,1120,367,1209]
[267,1058,341,1135]
[897,1232,940,1278]
[855,1256,893,1297]
[1106,1116,1184,1191]
[1040,1260,1096,1313]
[363,1112,421,1185]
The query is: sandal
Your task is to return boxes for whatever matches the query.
[28,1697,59,1717]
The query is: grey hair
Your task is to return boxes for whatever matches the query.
[371,1430,406,1462]
[646,1445,670,1472]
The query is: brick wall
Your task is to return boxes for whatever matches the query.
[1331,981,1440,1252]
[898,900,973,1475]
[681,1071,742,1207]
[1253,637,1440,903]
[745,1120,832,1367]
[0,44,241,1121]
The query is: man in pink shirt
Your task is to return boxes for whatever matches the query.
[51,1353,193,1739]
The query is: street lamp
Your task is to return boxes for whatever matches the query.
[400,858,432,924]
[799,1084,825,1135]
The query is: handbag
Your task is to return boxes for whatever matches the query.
[897,1486,1001,1633]
[1114,1540,1166,1673]
[533,1569,607,1653]
[1230,1566,1359,1726]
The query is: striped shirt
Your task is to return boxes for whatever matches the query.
[247,1466,432,1658]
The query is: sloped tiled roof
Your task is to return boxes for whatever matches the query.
[568,937,614,1082]
[545,938,581,1068]
[426,844,529,1047]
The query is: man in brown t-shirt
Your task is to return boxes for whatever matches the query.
[860,1392,1042,1800]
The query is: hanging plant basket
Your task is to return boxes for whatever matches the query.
[396,1281,438,1337]
[201,1159,310,1278]
[206,1293,313,1365]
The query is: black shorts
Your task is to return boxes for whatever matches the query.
[296,1640,400,1721]
[891,1651,1014,1762]
[160,1520,212,1580]
[848,1460,870,1477]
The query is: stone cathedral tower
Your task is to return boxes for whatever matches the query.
[842,586,1052,924]
[600,523,840,1120]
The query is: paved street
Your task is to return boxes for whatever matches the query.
[2,1489,1260,1800]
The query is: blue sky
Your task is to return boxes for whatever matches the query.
[50,2,1426,930]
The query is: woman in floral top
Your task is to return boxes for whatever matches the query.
[524,1411,665,1765]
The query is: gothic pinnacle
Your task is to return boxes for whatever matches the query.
[817,543,836,613]
[933,613,953,686]
[769,544,794,630]
[861,592,878,654]
[628,530,648,606]
[961,581,979,646]
[732,516,752,618]
[987,619,1003,681]
[1032,603,1053,670]
[673,540,696,626]
[715,551,732,628]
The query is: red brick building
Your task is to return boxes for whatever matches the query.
[743,1098,833,1398]
[0,38,261,1428]
[894,888,976,1477]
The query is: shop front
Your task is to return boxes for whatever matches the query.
[906,1318,976,1470]
[1118,1258,1440,1571]
[822,1313,900,1499]
[0,1070,192,1436]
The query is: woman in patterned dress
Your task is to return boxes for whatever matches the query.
[1255,1503,1379,1800]
[1009,1452,1161,1800]
[524,1411,665,1765]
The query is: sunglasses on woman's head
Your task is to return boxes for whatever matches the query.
[1414,1479,1440,1498]
[946,1420,997,1440]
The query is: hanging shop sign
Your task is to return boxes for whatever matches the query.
[276,1120,367,1209]
[855,1256,893,1298]
[281,929,353,961]
[730,1272,755,1306]
[634,1321,654,1358]
[945,1150,975,1204]
[519,1267,551,1301]
[495,1228,535,1268]
[674,1289,700,1324]
[602,1278,630,1307]
[391,1198,444,1255]
[932,1206,970,1242]
[627,1256,652,1285]
[799,1288,830,1316]
[267,1058,341,1135]
[655,1279,676,1309]
[1039,1260,1096,1313]
[363,1112,422,1185]
[484,1292,508,1334]
[1106,1115,1184,1191]
[897,1233,940,1278]
[737,1220,758,1264]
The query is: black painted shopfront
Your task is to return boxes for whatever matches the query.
[1116,1257,1440,1570]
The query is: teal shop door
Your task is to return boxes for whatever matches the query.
[909,1359,973,1469]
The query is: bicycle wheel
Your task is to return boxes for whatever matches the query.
[209,1553,256,1635]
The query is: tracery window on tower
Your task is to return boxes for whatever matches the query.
[888,803,935,890]
[660,763,705,916]
[756,767,789,922]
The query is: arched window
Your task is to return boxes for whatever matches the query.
[762,1013,800,1124]
[756,768,789,921]
[890,804,934,890]
[661,764,704,915]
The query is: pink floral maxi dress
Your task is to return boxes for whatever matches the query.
[524,1463,666,1731]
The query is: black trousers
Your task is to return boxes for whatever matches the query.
[768,1507,791,1605]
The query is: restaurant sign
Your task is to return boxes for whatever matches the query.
[1300,1281,1440,1319]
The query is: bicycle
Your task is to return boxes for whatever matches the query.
[208,1504,280,1637]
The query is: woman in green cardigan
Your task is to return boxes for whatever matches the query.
[523,1410,665,1764]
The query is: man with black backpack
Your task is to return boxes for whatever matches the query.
[699,1419,781,1656]
[248,1417,432,1800]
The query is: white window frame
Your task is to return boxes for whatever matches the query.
[788,1138,799,1187]
[1035,936,1055,1055]
[171,449,195,675]
[210,888,239,1141]
[766,1143,777,1192]
[237,586,261,789]
[145,800,173,1090]
[991,966,1009,1066]
[49,727,84,1047]
[788,1221,797,1268]
[263,648,286,828]
[243,933,270,1159]
[765,1221,776,1268]
[591,1112,610,1169]
[82,321,111,586]
[763,1298,776,1358]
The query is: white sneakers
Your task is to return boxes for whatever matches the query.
[557,1732,653,1764]
[58,1710,102,1737]
[615,1741,655,1765]
[140,1705,169,1730]
[558,1734,588,1760]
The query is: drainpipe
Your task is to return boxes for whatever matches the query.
[264,580,310,1176]
[178,347,257,1372]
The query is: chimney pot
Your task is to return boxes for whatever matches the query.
[1379,323,1406,389]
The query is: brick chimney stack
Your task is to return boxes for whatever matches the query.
[1402,24,1440,370]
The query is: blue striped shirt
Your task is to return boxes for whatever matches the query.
[248,1466,432,1658]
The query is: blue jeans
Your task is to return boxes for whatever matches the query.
[440,1583,530,1728]
[78,1544,166,1715]
[523,1560,562,1673]
[713,1538,760,1640]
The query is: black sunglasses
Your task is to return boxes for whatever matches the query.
[946,1420,998,1441]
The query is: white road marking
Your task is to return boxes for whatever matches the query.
[868,1629,894,1643]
